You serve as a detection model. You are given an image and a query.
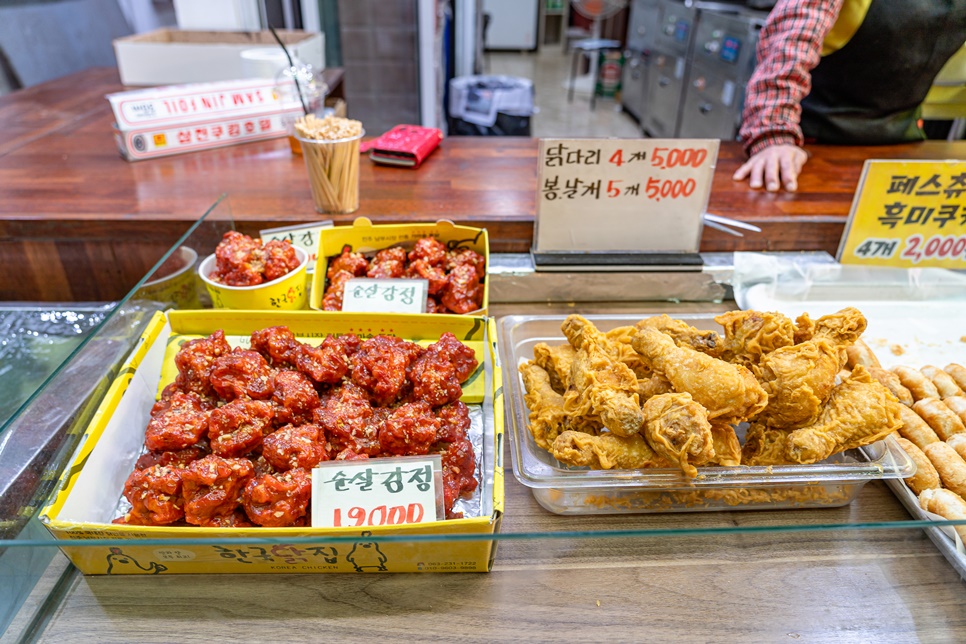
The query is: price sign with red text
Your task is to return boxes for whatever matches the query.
[534,138,718,252]
[311,455,444,528]
[838,160,966,268]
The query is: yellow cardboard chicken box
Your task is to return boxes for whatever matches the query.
[40,310,504,574]
[310,218,489,315]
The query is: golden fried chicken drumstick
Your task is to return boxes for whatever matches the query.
[631,327,767,425]
[562,316,644,437]
[641,392,715,478]
[753,337,843,429]
[785,365,903,464]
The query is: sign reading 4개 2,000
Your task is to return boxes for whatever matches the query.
[838,160,966,269]
[534,138,719,253]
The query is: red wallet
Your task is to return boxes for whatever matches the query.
[362,125,442,168]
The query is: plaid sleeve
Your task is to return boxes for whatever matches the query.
[739,0,845,156]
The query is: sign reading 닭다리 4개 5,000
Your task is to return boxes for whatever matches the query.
[533,138,719,254]
[838,160,966,268]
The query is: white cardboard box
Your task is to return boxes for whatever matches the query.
[113,29,324,86]
[106,78,304,160]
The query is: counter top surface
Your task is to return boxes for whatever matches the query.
[2,68,966,301]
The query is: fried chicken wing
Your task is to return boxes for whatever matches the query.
[713,310,796,367]
[799,307,868,345]
[631,327,767,425]
[602,326,652,378]
[519,361,570,450]
[637,373,674,401]
[741,424,795,466]
[793,313,815,344]
[708,423,742,466]
[635,314,723,357]
[551,430,671,470]
[785,365,903,464]
[562,315,644,437]
[641,392,714,478]
[532,342,575,393]
[752,338,843,429]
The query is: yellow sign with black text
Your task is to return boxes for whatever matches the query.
[838,160,966,268]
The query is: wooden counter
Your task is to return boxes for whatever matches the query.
[1,67,965,302]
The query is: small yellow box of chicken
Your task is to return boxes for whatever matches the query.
[39,310,504,575]
[309,218,489,315]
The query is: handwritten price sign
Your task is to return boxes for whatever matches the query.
[260,221,333,273]
[341,278,427,314]
[838,160,966,268]
[534,138,718,253]
[311,455,444,528]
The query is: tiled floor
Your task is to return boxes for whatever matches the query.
[485,49,643,138]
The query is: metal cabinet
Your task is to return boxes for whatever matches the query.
[625,0,765,140]
[642,0,697,138]
[621,0,664,124]
[677,7,762,138]
[621,50,648,122]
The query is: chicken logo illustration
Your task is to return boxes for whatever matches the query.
[105,547,168,575]
[346,531,388,572]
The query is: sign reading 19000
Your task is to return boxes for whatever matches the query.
[838,160,966,268]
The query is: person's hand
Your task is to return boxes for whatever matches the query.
[732,144,809,192]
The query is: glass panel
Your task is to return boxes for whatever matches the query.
[0,195,234,637]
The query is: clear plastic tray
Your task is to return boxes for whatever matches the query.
[497,314,916,515]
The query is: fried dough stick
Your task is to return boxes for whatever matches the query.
[921,365,965,399]
[845,339,881,369]
[867,366,914,406]
[891,366,940,401]
[562,315,644,437]
[631,327,767,425]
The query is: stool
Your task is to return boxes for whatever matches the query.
[567,38,622,109]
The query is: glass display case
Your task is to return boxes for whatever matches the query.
[3,195,966,641]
